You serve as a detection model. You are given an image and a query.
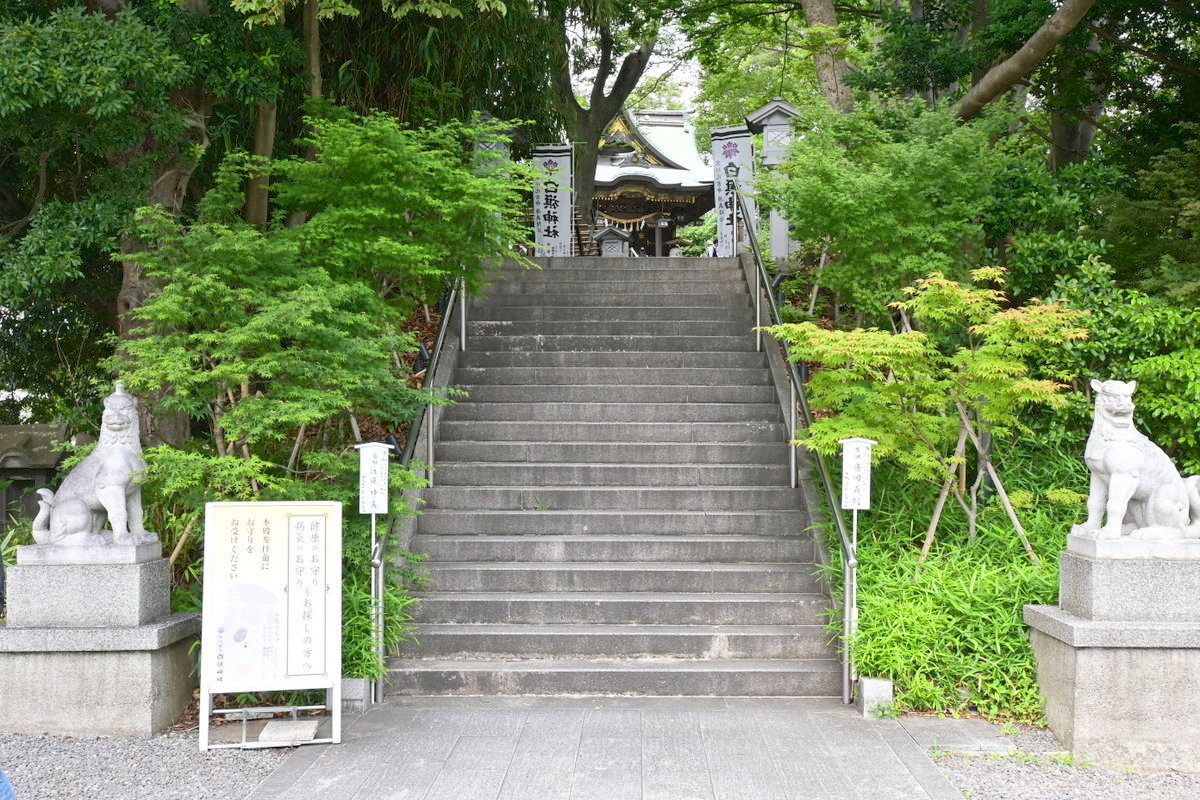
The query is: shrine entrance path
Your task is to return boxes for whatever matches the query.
[244,696,964,800]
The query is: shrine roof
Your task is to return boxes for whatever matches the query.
[596,109,712,192]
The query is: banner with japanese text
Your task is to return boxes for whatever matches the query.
[711,127,756,257]
[200,501,342,693]
[532,144,573,256]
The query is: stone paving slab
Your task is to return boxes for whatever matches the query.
[244,697,963,800]
[899,715,1018,754]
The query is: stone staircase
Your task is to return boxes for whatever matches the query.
[389,255,840,696]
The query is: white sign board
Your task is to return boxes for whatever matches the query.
[199,501,342,750]
[201,501,341,692]
[839,438,877,511]
[711,126,756,257]
[532,144,573,256]
[355,442,391,515]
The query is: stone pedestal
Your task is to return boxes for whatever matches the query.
[0,544,199,735]
[1025,535,1200,771]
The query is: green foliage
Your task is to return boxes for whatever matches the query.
[1044,260,1200,473]
[834,443,1085,719]
[676,211,715,257]
[110,112,532,677]
[757,101,1012,317]
[766,269,1086,482]
[275,112,534,309]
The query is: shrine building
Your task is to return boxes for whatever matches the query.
[592,109,714,256]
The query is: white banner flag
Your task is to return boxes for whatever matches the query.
[711,126,755,257]
[532,145,573,257]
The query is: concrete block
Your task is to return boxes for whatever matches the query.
[5,558,170,628]
[341,677,369,713]
[854,677,894,718]
[1058,551,1200,623]
[1027,612,1200,772]
[0,631,197,735]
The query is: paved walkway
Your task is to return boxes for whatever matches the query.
[245,697,967,800]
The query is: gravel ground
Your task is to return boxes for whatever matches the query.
[937,724,1200,800]
[0,730,290,800]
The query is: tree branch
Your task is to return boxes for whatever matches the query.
[1086,23,1200,76]
[955,0,1098,121]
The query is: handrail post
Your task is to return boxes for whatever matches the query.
[789,380,797,489]
[459,279,467,352]
[755,264,762,352]
[426,398,434,486]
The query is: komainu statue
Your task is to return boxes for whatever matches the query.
[1072,379,1200,541]
[31,383,158,547]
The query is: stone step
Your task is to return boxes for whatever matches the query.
[436,421,785,443]
[431,463,791,488]
[457,350,765,368]
[468,320,753,337]
[520,256,740,270]
[454,334,756,352]
[412,591,830,625]
[408,534,814,563]
[455,384,778,404]
[421,486,803,511]
[483,280,744,296]
[415,509,809,536]
[475,294,750,308]
[442,402,781,424]
[493,267,744,282]
[433,441,789,465]
[386,657,841,696]
[470,305,756,322]
[426,562,821,593]
[402,624,831,660]
[387,657,840,697]
[453,366,769,385]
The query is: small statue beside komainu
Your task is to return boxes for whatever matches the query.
[32,383,158,547]
[1072,379,1200,541]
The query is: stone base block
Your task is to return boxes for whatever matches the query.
[5,558,170,628]
[1025,604,1200,772]
[854,676,894,718]
[0,613,199,735]
[1059,551,1200,623]
[1067,533,1200,561]
[16,542,161,566]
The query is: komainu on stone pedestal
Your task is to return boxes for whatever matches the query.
[31,382,158,547]
[1072,379,1200,541]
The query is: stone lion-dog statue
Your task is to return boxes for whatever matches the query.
[31,382,158,547]
[1071,379,1200,541]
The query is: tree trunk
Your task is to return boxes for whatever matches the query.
[798,0,854,112]
[287,0,323,229]
[110,0,212,446]
[1048,32,1106,171]
[955,0,1098,121]
[243,100,277,225]
[552,24,655,229]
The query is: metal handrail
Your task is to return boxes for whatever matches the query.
[368,278,466,703]
[735,192,858,705]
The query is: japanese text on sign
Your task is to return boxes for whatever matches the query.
[839,438,877,511]
[201,502,342,693]
[531,145,573,257]
[711,127,755,257]
[356,442,391,515]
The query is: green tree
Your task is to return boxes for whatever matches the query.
[766,267,1088,561]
